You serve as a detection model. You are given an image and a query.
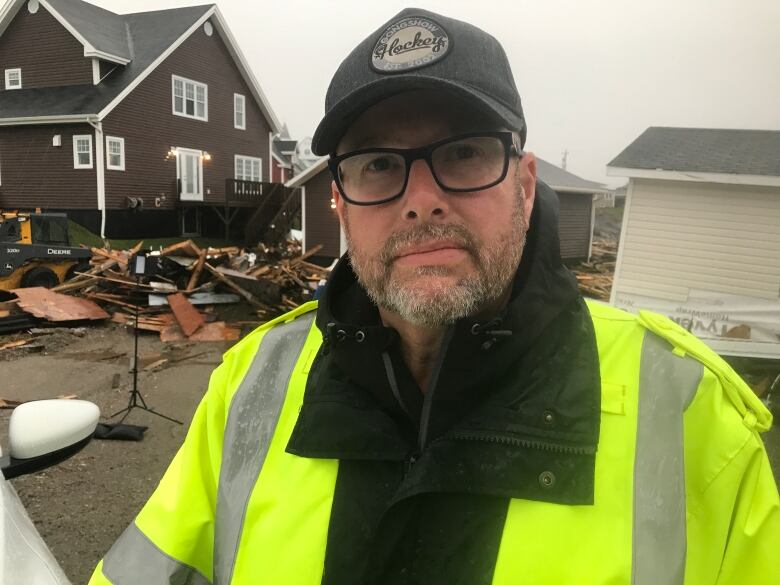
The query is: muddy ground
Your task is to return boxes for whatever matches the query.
[0,318,241,584]
[1,296,779,584]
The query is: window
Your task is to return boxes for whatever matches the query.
[4,68,21,90]
[234,93,246,129]
[106,136,125,171]
[235,155,261,182]
[172,75,208,121]
[73,135,93,169]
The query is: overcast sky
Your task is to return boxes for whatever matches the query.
[88,0,780,187]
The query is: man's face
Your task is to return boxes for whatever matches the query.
[333,90,537,327]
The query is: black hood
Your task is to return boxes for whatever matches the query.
[288,180,601,505]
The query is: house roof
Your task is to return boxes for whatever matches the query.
[45,0,131,62]
[0,0,281,132]
[536,158,608,194]
[285,156,327,188]
[608,127,780,177]
[272,138,297,168]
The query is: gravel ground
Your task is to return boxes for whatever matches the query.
[0,320,238,584]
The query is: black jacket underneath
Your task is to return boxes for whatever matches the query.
[286,181,601,584]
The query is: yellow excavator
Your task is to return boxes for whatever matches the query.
[0,210,91,292]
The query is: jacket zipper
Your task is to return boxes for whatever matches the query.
[417,326,455,454]
[445,430,595,455]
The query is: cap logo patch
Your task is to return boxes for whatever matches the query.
[372,16,450,74]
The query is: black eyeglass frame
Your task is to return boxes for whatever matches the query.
[328,131,524,206]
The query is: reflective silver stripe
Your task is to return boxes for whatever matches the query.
[214,313,315,585]
[103,521,210,585]
[633,332,703,585]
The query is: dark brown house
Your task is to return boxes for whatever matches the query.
[291,157,607,264]
[0,0,292,239]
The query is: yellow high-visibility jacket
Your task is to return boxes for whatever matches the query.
[90,300,779,585]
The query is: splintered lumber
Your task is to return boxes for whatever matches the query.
[12,287,109,322]
[143,358,169,372]
[570,237,617,301]
[167,293,206,337]
[187,250,207,292]
[0,339,32,351]
[112,312,175,333]
[160,240,199,258]
[160,321,240,342]
[203,263,267,310]
[52,258,120,293]
[289,244,323,266]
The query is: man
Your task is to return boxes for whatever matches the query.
[91,8,779,585]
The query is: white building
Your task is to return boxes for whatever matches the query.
[607,127,780,359]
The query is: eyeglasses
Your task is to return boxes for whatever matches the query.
[328,131,523,206]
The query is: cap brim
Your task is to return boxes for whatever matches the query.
[311,75,526,155]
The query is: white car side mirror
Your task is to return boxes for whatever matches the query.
[2,400,100,479]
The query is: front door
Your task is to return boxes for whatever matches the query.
[177,148,203,201]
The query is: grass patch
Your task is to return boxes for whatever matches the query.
[68,220,233,251]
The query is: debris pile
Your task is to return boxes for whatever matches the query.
[571,238,617,301]
[0,239,330,339]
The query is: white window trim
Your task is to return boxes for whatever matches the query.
[73,134,93,169]
[5,68,22,90]
[171,74,208,122]
[234,93,246,130]
[105,136,125,171]
[176,147,204,201]
[234,154,262,182]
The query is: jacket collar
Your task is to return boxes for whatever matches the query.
[287,181,601,505]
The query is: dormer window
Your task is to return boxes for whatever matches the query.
[172,75,208,121]
[4,69,22,90]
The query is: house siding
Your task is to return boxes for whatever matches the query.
[557,191,593,261]
[0,124,96,209]
[0,5,92,90]
[303,168,340,259]
[101,22,272,212]
[614,178,780,302]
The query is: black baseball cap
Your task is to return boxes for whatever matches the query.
[311,7,527,155]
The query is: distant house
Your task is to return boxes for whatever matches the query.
[288,156,607,264]
[0,0,293,239]
[534,158,609,262]
[607,127,780,359]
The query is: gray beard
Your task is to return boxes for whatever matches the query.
[344,196,527,328]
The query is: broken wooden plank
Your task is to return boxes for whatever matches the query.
[86,292,141,312]
[289,243,323,266]
[160,321,240,343]
[147,292,240,307]
[0,339,32,351]
[149,281,178,293]
[167,293,206,337]
[187,250,207,292]
[143,358,169,372]
[160,240,199,257]
[112,312,175,332]
[203,263,267,310]
[0,398,24,409]
[12,288,109,322]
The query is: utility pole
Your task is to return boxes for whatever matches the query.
[561,149,569,170]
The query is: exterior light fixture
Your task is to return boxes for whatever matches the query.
[202,151,212,161]
[330,197,336,210]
